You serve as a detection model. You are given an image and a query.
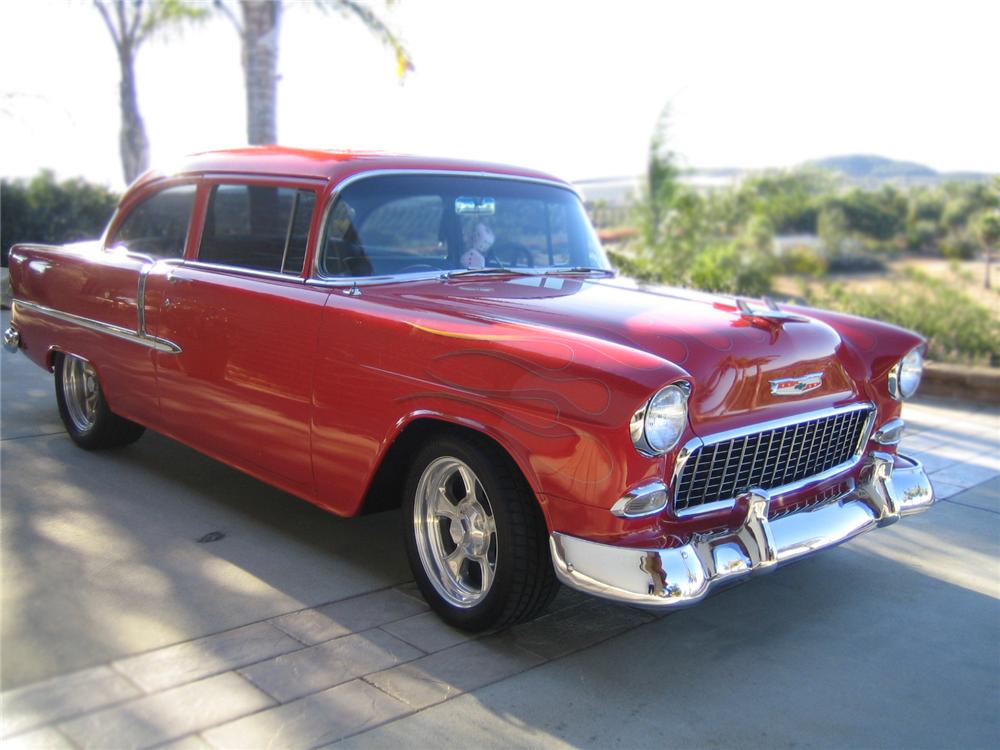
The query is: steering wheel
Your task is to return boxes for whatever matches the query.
[486,242,534,268]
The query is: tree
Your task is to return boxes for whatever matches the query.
[975,178,1000,289]
[214,0,413,145]
[94,1,207,183]
[978,212,999,289]
[634,104,682,250]
[618,104,778,294]
[625,105,704,283]
[736,169,835,235]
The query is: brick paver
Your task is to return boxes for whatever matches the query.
[112,622,303,694]
[1,665,141,738]
[56,672,273,749]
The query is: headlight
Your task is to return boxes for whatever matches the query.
[888,348,923,400]
[631,383,689,455]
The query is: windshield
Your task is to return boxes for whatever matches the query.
[318,174,611,278]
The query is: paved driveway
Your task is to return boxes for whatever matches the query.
[2,308,998,749]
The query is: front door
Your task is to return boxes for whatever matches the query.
[144,182,324,495]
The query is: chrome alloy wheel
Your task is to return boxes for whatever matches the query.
[413,457,498,608]
[61,355,100,432]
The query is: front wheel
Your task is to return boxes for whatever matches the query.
[55,353,145,449]
[403,435,559,631]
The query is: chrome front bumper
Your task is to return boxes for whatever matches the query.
[550,453,934,608]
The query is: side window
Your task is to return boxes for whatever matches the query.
[198,184,315,275]
[322,195,445,276]
[110,185,196,259]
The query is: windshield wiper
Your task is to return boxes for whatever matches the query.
[543,267,616,277]
[442,267,539,279]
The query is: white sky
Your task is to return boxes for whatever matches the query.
[1,0,998,190]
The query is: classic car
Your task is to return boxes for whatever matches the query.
[4,147,934,631]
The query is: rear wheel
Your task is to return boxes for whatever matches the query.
[404,434,558,631]
[55,353,145,449]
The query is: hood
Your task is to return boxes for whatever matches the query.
[371,274,871,433]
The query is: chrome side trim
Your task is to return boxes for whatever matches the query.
[12,299,181,354]
[551,452,934,609]
[670,402,876,517]
[311,168,581,282]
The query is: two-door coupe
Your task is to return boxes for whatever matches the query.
[5,147,934,630]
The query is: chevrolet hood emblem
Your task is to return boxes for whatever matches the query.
[770,372,823,396]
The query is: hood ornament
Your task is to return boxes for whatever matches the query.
[770,372,823,396]
[736,297,809,323]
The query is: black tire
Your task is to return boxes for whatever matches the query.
[403,433,559,631]
[54,352,145,450]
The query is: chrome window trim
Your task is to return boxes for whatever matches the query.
[178,260,308,284]
[669,402,876,518]
[198,172,329,187]
[12,299,181,354]
[311,169,582,282]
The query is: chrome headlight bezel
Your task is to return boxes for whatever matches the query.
[631,382,690,456]
[888,347,923,400]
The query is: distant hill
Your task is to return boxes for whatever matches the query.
[576,155,993,206]
[808,154,991,183]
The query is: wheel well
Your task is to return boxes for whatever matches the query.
[359,418,530,515]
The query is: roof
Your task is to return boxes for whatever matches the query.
[134,146,568,191]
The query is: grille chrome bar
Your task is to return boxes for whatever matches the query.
[672,402,875,516]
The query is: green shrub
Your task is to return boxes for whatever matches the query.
[689,241,776,296]
[807,268,1000,366]
[940,233,978,260]
[1,171,119,266]
[781,244,827,277]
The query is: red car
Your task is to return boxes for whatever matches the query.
[4,147,934,630]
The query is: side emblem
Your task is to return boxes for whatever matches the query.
[770,372,823,396]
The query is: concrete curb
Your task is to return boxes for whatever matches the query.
[921,362,1000,404]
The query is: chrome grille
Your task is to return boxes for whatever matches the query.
[673,405,872,513]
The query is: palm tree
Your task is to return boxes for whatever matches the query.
[93,1,207,183]
[214,0,413,145]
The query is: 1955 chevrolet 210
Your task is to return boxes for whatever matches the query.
[4,147,934,630]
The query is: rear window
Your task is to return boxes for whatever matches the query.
[319,174,607,277]
[198,184,316,275]
[110,185,196,259]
